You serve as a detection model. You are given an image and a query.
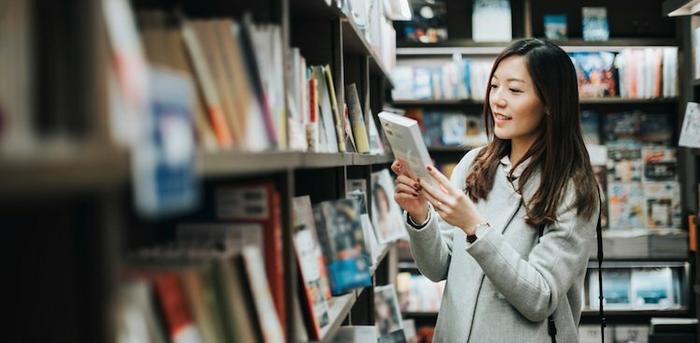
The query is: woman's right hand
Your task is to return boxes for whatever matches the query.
[391,160,429,223]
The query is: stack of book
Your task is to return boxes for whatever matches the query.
[391,57,493,101]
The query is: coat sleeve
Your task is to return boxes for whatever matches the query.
[403,147,482,282]
[465,187,598,322]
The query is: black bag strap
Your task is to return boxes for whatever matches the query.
[537,187,605,343]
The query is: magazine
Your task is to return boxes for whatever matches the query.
[679,102,700,148]
[313,198,372,295]
[644,182,682,229]
[544,14,567,40]
[371,170,408,244]
[582,7,609,41]
[607,147,642,183]
[570,52,617,98]
[608,182,645,230]
[374,284,405,341]
[642,148,677,182]
[588,269,632,309]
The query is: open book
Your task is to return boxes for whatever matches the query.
[378,111,435,187]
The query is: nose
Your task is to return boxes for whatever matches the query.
[491,88,506,108]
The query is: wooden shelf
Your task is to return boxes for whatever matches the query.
[582,308,688,317]
[339,16,394,87]
[198,151,395,176]
[312,292,358,343]
[197,151,300,177]
[397,39,679,56]
[0,145,129,196]
[663,0,700,16]
[402,311,439,318]
[392,99,484,107]
[392,98,676,107]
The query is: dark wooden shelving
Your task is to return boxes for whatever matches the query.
[663,0,700,16]
[392,97,677,107]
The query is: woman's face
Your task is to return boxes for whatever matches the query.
[488,55,545,145]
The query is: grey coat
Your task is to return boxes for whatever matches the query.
[405,147,598,343]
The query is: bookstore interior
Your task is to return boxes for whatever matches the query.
[4,0,700,342]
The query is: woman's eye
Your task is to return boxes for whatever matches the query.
[489,84,498,89]
[509,88,522,93]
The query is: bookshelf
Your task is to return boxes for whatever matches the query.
[666,0,700,337]
[3,0,403,342]
[391,0,694,336]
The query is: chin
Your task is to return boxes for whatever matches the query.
[493,129,513,140]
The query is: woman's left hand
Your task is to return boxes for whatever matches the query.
[420,165,486,235]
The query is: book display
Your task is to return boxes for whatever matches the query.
[2,0,406,342]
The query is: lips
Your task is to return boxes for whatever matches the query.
[494,112,512,120]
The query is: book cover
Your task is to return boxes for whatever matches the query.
[642,147,677,182]
[679,102,700,148]
[374,284,405,340]
[312,66,340,152]
[603,112,640,146]
[293,196,333,302]
[544,14,567,40]
[607,147,642,183]
[346,83,370,154]
[580,110,601,145]
[313,198,372,295]
[608,182,645,230]
[644,182,681,229]
[371,169,408,244]
[588,269,631,309]
[440,113,467,146]
[133,67,199,217]
[631,268,677,308]
[421,112,443,147]
[367,114,386,155]
[180,269,227,343]
[324,65,346,152]
[582,7,609,41]
[570,52,617,98]
[639,113,673,146]
[398,0,447,43]
[464,115,488,147]
[472,0,512,42]
[115,281,167,343]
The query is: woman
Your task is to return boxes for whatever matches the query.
[392,38,600,342]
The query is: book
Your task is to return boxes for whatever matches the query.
[176,223,264,253]
[378,111,435,186]
[608,182,645,230]
[312,66,339,153]
[367,114,386,155]
[679,102,700,148]
[331,326,379,343]
[398,0,447,43]
[132,67,199,217]
[582,7,609,41]
[180,269,227,343]
[440,113,467,146]
[313,198,372,295]
[464,115,488,147]
[374,284,405,340]
[214,183,286,332]
[580,111,601,145]
[570,52,617,98]
[239,246,285,343]
[544,14,567,40]
[639,113,673,146]
[642,148,677,182]
[346,83,370,154]
[293,196,333,301]
[603,112,640,146]
[630,268,678,308]
[588,269,632,309]
[371,169,407,244]
[607,147,642,183]
[644,182,681,229]
[115,281,167,343]
[472,0,512,42]
[152,273,204,343]
[324,65,346,152]
[396,272,445,312]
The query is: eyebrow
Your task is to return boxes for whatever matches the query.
[491,75,526,83]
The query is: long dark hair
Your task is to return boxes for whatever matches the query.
[465,38,598,226]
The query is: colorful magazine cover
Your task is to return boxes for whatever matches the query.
[582,7,609,41]
[313,198,372,295]
[371,170,408,244]
[374,284,405,341]
[643,182,682,229]
[581,110,601,145]
[603,112,640,146]
[631,268,677,308]
[639,113,673,146]
[642,148,677,182]
[608,182,645,230]
[397,0,448,43]
[544,14,567,40]
[588,269,632,309]
[570,52,617,98]
[607,147,642,183]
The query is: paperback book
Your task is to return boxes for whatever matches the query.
[608,182,645,230]
[371,169,408,244]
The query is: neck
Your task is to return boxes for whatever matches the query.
[510,136,536,165]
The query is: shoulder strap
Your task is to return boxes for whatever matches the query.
[537,187,605,343]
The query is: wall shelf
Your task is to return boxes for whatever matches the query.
[392,98,677,107]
